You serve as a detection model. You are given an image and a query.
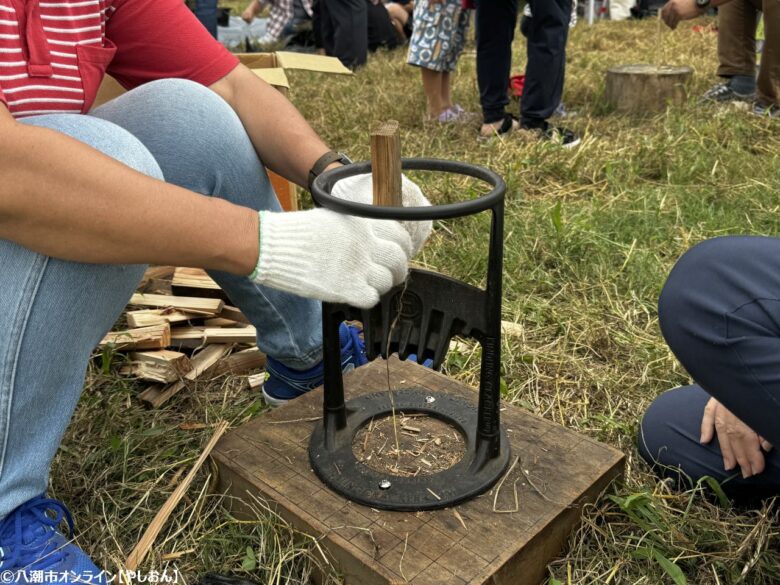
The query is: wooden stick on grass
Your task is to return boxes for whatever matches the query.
[124,420,229,573]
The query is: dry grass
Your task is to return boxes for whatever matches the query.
[57,13,780,585]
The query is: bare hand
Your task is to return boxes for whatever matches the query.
[660,0,702,29]
[242,0,258,23]
[700,398,772,478]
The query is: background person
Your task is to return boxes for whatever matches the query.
[407,0,472,122]
[700,0,779,115]
[318,0,368,68]
[475,0,580,146]
[241,0,314,47]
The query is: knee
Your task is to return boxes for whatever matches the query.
[20,114,163,180]
[131,78,240,131]
[658,237,738,352]
[637,386,709,486]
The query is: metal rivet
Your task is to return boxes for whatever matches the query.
[425,396,436,404]
[379,479,392,490]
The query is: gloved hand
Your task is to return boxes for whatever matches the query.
[331,174,433,256]
[251,209,412,308]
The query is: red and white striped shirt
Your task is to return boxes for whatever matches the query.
[0,0,238,119]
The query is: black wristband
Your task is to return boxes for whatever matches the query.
[307,151,351,192]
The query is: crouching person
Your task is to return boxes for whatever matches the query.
[639,237,780,505]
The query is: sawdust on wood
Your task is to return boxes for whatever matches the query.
[353,413,465,476]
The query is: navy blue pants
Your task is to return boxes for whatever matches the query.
[319,0,368,68]
[192,0,218,38]
[640,236,780,504]
[475,0,571,126]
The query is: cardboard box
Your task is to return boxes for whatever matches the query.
[93,52,352,211]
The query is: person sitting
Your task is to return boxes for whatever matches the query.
[367,0,404,52]
[385,0,414,42]
[0,0,432,581]
[242,0,313,47]
[639,237,780,505]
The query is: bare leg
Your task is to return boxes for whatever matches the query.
[440,71,452,111]
[421,68,445,118]
[386,2,409,42]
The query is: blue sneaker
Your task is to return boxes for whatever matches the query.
[0,496,104,585]
[262,323,368,407]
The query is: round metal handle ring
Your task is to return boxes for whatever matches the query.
[310,158,506,221]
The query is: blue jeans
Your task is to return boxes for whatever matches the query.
[639,237,780,504]
[0,78,321,519]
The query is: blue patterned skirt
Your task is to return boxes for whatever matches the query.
[407,0,470,72]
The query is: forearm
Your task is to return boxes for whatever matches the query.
[211,65,332,188]
[0,114,258,274]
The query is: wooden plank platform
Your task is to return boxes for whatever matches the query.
[212,358,624,585]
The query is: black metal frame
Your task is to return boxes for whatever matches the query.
[306,159,510,511]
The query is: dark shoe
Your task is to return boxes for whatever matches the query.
[542,125,581,148]
[522,121,581,149]
[753,102,780,118]
[262,323,368,407]
[701,82,755,103]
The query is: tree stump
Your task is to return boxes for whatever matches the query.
[605,64,693,113]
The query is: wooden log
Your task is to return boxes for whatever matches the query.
[218,305,251,325]
[605,64,693,113]
[126,308,200,328]
[139,344,233,408]
[129,293,223,316]
[203,326,257,345]
[169,326,207,349]
[99,324,171,351]
[125,350,192,383]
[138,266,175,290]
[210,347,267,377]
[203,317,243,328]
[370,120,403,207]
[170,267,228,301]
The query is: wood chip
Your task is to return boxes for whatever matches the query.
[99,324,170,351]
[139,344,233,408]
[130,293,223,316]
[124,421,228,572]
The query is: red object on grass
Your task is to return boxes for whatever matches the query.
[510,74,526,98]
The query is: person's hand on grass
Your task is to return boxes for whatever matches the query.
[660,0,703,29]
[700,397,773,478]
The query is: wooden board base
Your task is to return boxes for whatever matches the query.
[212,358,624,585]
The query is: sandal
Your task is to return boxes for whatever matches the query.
[479,114,519,139]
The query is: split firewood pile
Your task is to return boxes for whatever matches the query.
[99,266,266,408]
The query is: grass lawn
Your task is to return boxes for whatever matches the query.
[58,13,780,585]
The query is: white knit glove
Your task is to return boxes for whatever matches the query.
[331,174,433,256]
[251,209,413,308]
